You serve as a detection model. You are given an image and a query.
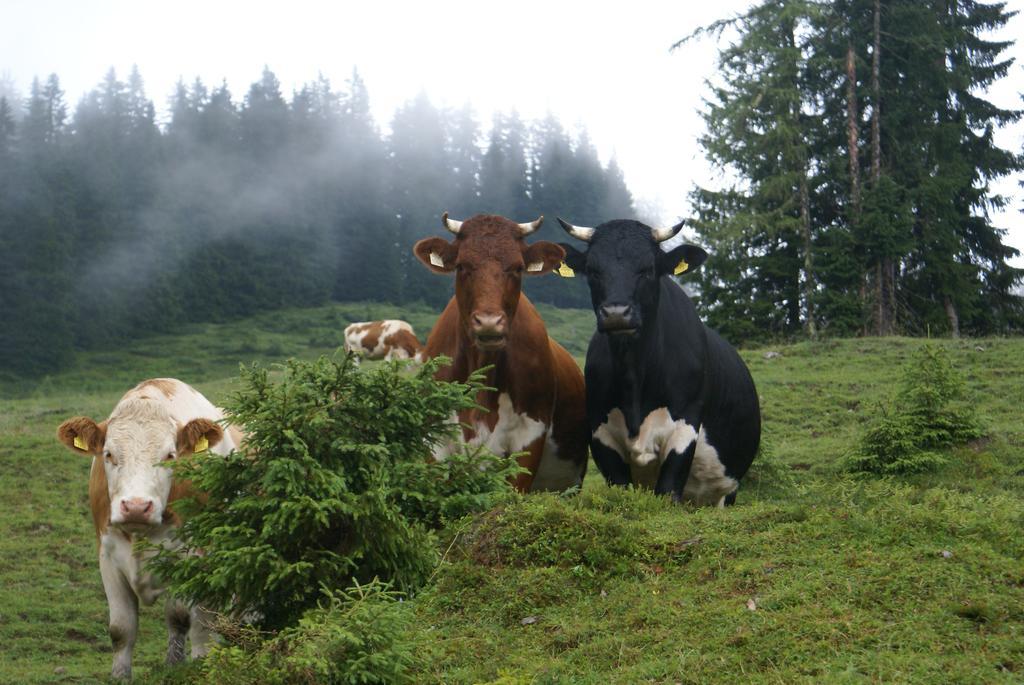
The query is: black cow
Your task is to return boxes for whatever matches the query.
[556,218,761,506]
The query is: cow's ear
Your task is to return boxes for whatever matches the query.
[658,243,708,277]
[556,243,587,278]
[413,237,458,274]
[177,418,223,455]
[522,241,566,277]
[57,417,107,456]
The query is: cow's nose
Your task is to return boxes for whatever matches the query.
[472,313,506,334]
[120,497,154,521]
[598,304,638,332]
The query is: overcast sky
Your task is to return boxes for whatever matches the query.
[2,0,1022,264]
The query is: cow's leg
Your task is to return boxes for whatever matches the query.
[655,414,702,502]
[189,604,216,658]
[724,491,738,506]
[655,440,697,502]
[100,553,138,680]
[165,598,190,665]
[513,436,546,492]
[590,439,632,486]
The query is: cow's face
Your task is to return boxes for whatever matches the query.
[557,219,707,336]
[58,407,222,530]
[415,214,564,352]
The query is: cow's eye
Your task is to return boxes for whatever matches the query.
[164,452,176,462]
[104,451,117,465]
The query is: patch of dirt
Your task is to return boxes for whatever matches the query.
[967,437,992,452]
[64,628,99,644]
[459,507,508,568]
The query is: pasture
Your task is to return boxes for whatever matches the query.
[1,302,1022,683]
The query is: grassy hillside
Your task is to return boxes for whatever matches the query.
[1,304,1022,683]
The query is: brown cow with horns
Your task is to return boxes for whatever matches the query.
[414,213,589,492]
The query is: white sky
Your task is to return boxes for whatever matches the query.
[2,0,1022,265]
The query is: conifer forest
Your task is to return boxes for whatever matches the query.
[1,0,1022,378]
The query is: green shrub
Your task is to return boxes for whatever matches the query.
[846,405,947,475]
[151,353,518,630]
[896,344,983,448]
[199,580,419,685]
[847,344,983,475]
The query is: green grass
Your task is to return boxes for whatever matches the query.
[1,303,1022,683]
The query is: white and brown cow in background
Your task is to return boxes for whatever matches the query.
[344,319,423,362]
[57,378,243,681]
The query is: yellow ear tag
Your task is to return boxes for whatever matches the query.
[556,262,575,278]
[195,436,209,453]
[73,436,88,451]
[673,259,689,276]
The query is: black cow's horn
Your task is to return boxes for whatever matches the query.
[442,212,462,235]
[557,217,595,242]
[651,220,685,243]
[518,216,544,236]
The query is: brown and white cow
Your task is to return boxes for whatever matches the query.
[414,213,589,492]
[57,378,244,681]
[344,320,423,363]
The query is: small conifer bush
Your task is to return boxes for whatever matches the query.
[197,580,419,685]
[896,344,984,448]
[847,344,982,475]
[151,353,518,630]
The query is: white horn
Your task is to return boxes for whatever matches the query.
[517,215,544,236]
[651,220,685,243]
[442,211,462,234]
[557,217,595,242]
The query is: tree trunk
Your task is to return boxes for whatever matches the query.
[847,39,869,334]
[785,16,816,339]
[876,262,884,335]
[869,0,895,335]
[871,0,881,184]
[881,256,894,336]
[800,170,817,338]
[944,296,960,339]
[846,42,861,217]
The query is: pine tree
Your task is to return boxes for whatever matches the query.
[0,73,21,119]
[479,111,531,219]
[530,115,575,217]
[683,0,825,339]
[22,76,65,150]
[687,0,1022,340]
[331,70,400,303]
[0,97,14,157]
[240,66,290,162]
[444,104,482,215]
[602,156,634,219]
[898,0,1022,335]
[0,75,75,375]
[388,92,457,306]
